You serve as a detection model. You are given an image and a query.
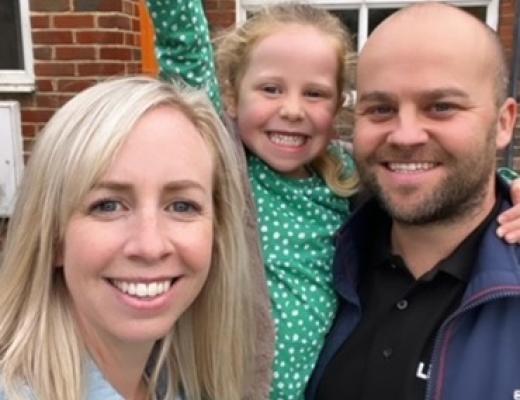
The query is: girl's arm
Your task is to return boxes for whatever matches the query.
[146,0,222,112]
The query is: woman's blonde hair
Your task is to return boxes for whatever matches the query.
[0,76,254,400]
[216,2,358,196]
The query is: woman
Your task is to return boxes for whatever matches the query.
[0,76,254,399]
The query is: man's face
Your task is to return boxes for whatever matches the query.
[353,17,512,225]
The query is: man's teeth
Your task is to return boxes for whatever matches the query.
[112,279,172,298]
[268,132,306,147]
[388,162,436,172]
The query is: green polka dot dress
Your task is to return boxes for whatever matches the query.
[147,0,222,111]
[248,148,353,400]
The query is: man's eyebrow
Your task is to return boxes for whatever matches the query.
[421,88,470,100]
[357,88,470,104]
[357,91,395,104]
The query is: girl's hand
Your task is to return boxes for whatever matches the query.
[497,178,520,243]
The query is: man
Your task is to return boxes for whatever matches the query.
[307,3,519,400]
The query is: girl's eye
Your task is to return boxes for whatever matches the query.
[89,199,122,214]
[305,90,324,98]
[261,85,281,95]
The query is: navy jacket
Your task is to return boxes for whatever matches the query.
[307,178,520,400]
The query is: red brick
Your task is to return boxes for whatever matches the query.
[97,15,132,30]
[22,124,37,137]
[31,15,50,29]
[122,0,133,15]
[126,62,141,74]
[99,47,132,60]
[54,15,95,29]
[22,109,55,124]
[77,62,126,75]
[55,46,97,60]
[57,79,97,92]
[34,94,73,108]
[75,31,124,44]
[206,11,235,28]
[30,0,69,12]
[33,47,53,61]
[36,79,55,92]
[132,18,140,32]
[32,30,73,44]
[35,62,75,77]
[124,32,138,46]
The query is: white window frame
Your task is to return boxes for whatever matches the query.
[0,0,35,93]
[237,0,499,51]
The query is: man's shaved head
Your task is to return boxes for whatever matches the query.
[359,2,509,106]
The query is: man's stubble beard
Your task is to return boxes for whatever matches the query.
[355,129,497,226]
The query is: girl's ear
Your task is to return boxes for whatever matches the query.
[225,96,238,119]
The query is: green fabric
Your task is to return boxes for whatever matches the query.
[248,146,353,400]
[146,0,222,112]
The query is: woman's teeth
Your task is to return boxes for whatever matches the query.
[111,279,173,298]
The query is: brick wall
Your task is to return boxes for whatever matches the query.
[0,0,143,158]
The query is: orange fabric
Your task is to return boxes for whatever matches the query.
[139,0,158,76]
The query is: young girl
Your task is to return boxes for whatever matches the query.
[147,2,520,399]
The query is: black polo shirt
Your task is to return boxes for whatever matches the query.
[316,196,501,400]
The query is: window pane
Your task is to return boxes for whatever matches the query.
[0,0,24,70]
[368,8,399,35]
[329,9,359,41]
[460,6,487,22]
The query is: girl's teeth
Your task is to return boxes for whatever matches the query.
[112,279,172,298]
[268,132,306,146]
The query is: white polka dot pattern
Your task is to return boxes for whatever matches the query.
[248,150,352,400]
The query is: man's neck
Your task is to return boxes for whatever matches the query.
[390,186,498,279]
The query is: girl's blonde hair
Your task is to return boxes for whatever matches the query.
[216,3,359,196]
[0,76,254,400]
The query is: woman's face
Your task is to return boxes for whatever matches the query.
[60,106,214,355]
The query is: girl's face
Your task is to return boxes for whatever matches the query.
[230,24,340,178]
[60,106,214,360]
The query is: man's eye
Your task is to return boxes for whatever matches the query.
[427,102,460,118]
[359,104,396,121]
[431,103,455,112]
[89,199,122,214]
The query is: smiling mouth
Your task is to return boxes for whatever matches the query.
[385,162,437,172]
[108,278,178,299]
[267,131,308,147]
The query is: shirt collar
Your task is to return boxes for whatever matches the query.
[367,191,502,283]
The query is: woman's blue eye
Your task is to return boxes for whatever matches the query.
[90,200,121,213]
[169,201,199,213]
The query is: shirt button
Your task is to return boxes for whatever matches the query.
[382,348,393,358]
[396,299,408,310]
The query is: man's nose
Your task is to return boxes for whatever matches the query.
[387,108,428,146]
